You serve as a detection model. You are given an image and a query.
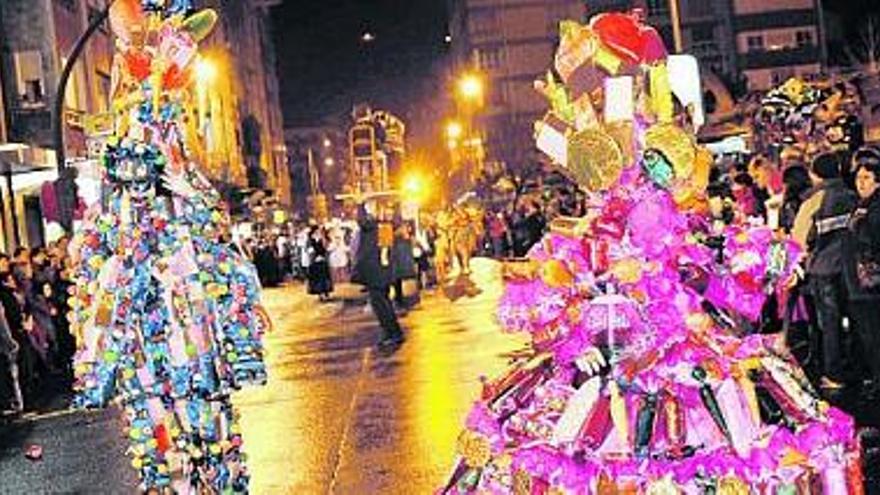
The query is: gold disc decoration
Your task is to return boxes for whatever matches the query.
[644,123,696,181]
[566,128,624,191]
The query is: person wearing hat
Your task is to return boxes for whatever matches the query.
[791,151,858,391]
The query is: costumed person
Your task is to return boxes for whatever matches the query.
[69,1,269,492]
[443,11,862,493]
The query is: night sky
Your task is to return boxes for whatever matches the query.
[269,1,880,131]
[270,0,449,130]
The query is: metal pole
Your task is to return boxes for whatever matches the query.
[668,0,684,54]
[5,165,18,249]
[53,0,117,232]
[815,0,828,73]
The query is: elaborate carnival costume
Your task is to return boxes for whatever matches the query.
[70,1,268,492]
[443,12,863,494]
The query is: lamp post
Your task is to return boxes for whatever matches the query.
[53,0,117,233]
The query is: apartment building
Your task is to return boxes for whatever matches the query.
[448,0,586,171]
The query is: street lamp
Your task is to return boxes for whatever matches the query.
[54,0,118,234]
[446,121,463,141]
[324,157,335,167]
[457,73,484,102]
[361,32,376,43]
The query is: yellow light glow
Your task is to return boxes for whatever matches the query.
[457,73,483,101]
[195,57,218,83]
[402,172,427,204]
[324,157,335,166]
[446,121,463,140]
[322,138,332,148]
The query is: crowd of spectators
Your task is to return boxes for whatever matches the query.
[0,238,75,415]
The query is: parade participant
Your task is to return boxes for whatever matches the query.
[443,11,860,493]
[306,226,334,301]
[69,2,269,492]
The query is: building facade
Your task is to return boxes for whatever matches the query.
[199,0,290,207]
[448,0,586,172]
[284,124,349,218]
[730,0,822,90]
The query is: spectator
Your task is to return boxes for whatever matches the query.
[844,149,880,396]
[328,227,351,285]
[306,227,333,301]
[488,212,510,258]
[792,152,858,391]
[391,221,417,307]
[779,165,812,234]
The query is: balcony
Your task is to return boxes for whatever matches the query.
[739,45,819,70]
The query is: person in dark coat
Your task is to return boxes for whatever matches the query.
[391,221,417,307]
[351,202,404,349]
[791,152,859,391]
[306,227,334,301]
[844,151,880,395]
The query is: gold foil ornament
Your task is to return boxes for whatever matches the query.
[456,430,492,468]
[541,259,575,288]
[566,128,624,190]
[555,22,597,82]
[645,123,696,180]
[717,475,750,495]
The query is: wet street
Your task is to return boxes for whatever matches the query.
[0,259,526,494]
[1,258,879,493]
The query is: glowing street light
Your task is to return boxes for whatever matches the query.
[457,73,484,102]
[322,138,332,148]
[402,172,427,204]
[446,120,463,140]
[324,157,335,167]
[361,31,376,43]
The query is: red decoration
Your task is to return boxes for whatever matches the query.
[590,12,667,65]
[125,51,152,81]
[154,423,171,453]
[162,64,189,90]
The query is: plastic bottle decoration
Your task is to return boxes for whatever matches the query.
[692,366,732,444]
[69,1,268,493]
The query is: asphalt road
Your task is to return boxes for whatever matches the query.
[1,258,877,494]
[0,259,525,494]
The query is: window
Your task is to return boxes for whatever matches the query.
[796,30,814,47]
[96,71,112,112]
[475,47,504,70]
[747,35,764,52]
[14,51,45,106]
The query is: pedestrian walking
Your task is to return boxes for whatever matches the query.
[351,202,404,350]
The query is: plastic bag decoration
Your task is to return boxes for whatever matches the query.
[69,2,268,493]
